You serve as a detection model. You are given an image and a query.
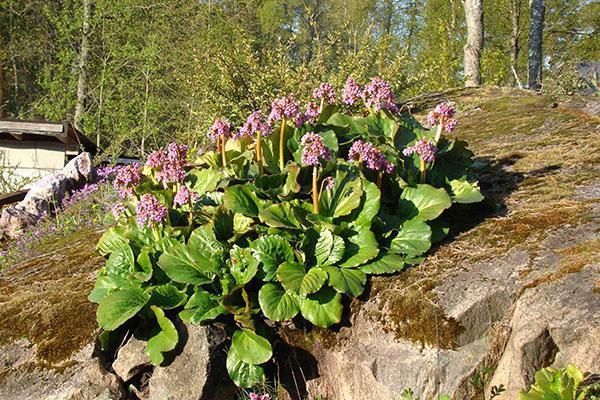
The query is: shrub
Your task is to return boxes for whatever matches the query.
[89,77,483,387]
[519,364,600,400]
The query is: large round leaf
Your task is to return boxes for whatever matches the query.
[224,185,262,217]
[389,219,432,257]
[146,306,179,365]
[226,349,265,388]
[339,228,379,268]
[319,165,363,218]
[97,227,128,256]
[351,179,381,228]
[180,291,225,325]
[230,328,273,365]
[150,284,187,309]
[300,287,342,328]
[251,235,295,281]
[360,252,406,275]
[315,230,345,267]
[324,266,366,296]
[157,243,214,285]
[258,283,300,321]
[276,262,306,293]
[97,287,150,331]
[259,202,302,229]
[230,245,259,285]
[299,267,328,295]
[400,184,452,221]
[449,179,484,204]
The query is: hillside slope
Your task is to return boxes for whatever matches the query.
[0,87,598,400]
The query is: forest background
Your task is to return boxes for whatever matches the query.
[0,0,597,159]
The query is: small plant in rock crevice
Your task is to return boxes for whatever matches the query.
[89,77,484,388]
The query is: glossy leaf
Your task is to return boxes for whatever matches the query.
[300,287,342,328]
[147,306,178,365]
[158,243,215,284]
[324,266,366,296]
[400,184,452,221]
[258,283,300,321]
[226,349,265,388]
[230,328,273,365]
[224,185,262,217]
[259,202,302,229]
[449,179,485,203]
[320,165,363,218]
[339,228,379,268]
[97,287,150,331]
[251,235,295,281]
[230,245,259,285]
[360,252,406,275]
[389,219,432,257]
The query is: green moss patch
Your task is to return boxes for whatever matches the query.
[0,229,104,366]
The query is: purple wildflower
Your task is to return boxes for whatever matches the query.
[113,164,141,198]
[342,76,361,105]
[324,176,335,190]
[238,111,270,139]
[97,165,122,183]
[268,95,300,125]
[403,138,437,163]
[147,143,188,186]
[136,194,168,227]
[300,132,332,166]
[348,140,394,172]
[146,148,166,168]
[61,183,100,209]
[208,118,232,142]
[313,82,336,104]
[304,102,320,124]
[111,203,126,219]
[426,102,457,133]
[173,186,199,206]
[361,77,398,112]
[248,394,270,400]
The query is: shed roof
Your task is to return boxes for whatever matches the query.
[0,120,97,154]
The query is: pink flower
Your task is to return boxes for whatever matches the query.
[238,111,270,139]
[342,76,361,105]
[295,102,320,127]
[348,140,394,173]
[148,143,188,186]
[113,164,141,198]
[208,118,232,142]
[313,82,336,104]
[268,96,300,125]
[426,102,457,133]
[111,203,126,219]
[174,186,199,206]
[361,77,398,112]
[301,132,332,166]
[324,176,335,190]
[403,138,437,163]
[136,194,167,227]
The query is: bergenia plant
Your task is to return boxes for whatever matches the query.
[90,78,484,390]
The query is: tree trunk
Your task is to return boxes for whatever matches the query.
[463,0,484,87]
[509,0,521,86]
[74,0,92,131]
[527,0,545,90]
[0,36,5,117]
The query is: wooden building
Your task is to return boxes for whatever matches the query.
[0,120,96,189]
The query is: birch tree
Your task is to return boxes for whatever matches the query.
[527,0,545,89]
[74,0,92,131]
[463,0,483,87]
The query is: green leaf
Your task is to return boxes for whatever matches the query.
[258,283,300,321]
[97,227,128,256]
[106,245,135,277]
[180,291,225,325]
[230,245,259,285]
[360,252,406,275]
[88,270,119,303]
[188,225,225,259]
[233,213,254,235]
[282,164,301,196]
[150,284,187,309]
[315,229,334,266]
[400,184,452,221]
[135,248,153,282]
[324,266,366,296]
[320,165,363,218]
[276,262,306,293]
[157,243,214,285]
[339,228,379,268]
[300,287,342,328]
[299,267,328,295]
[230,328,273,365]
[97,287,150,331]
[449,179,484,203]
[147,306,178,365]
[259,202,302,229]
[224,185,262,217]
[352,179,381,228]
[251,235,295,281]
[226,348,265,388]
[187,168,221,197]
[389,219,432,257]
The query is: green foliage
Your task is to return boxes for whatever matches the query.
[89,96,483,388]
[519,364,597,400]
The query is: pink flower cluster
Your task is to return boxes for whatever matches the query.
[111,203,126,219]
[238,111,270,139]
[323,176,335,190]
[208,118,232,142]
[136,194,167,227]
[342,76,361,105]
[300,132,332,166]
[268,95,300,125]
[403,138,437,163]
[173,186,200,206]
[146,143,188,187]
[302,102,321,125]
[348,140,394,173]
[97,165,123,183]
[427,102,457,133]
[361,77,398,113]
[113,164,141,198]
[313,82,336,104]
[249,394,270,400]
